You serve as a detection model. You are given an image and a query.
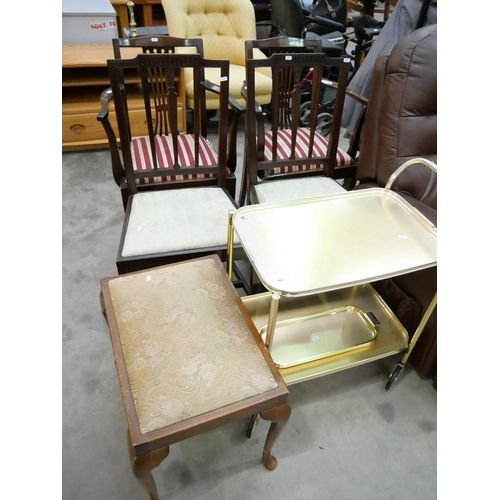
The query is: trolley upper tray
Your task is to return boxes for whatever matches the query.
[231,188,437,296]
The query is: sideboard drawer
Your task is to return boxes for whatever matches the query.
[63,107,186,146]
[63,112,109,144]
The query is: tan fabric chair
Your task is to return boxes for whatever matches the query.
[161,0,272,109]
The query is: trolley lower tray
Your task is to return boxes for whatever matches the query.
[259,305,380,368]
[242,283,409,385]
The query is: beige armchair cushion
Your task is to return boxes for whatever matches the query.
[185,63,272,109]
[162,0,272,108]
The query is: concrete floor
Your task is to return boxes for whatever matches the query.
[62,127,437,499]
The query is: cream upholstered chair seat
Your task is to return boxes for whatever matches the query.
[121,188,240,258]
[162,0,272,109]
[254,176,345,204]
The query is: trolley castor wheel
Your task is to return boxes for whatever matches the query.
[246,413,259,438]
[385,363,404,391]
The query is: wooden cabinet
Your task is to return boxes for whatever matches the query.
[62,44,186,152]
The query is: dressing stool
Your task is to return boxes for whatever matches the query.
[100,255,290,499]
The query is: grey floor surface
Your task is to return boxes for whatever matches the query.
[62,125,437,499]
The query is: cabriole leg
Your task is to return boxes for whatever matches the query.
[127,430,169,500]
[260,402,292,471]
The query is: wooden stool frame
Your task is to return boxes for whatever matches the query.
[100,255,290,499]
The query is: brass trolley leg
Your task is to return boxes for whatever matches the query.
[226,210,235,280]
[265,292,281,351]
[385,292,437,390]
[246,292,282,439]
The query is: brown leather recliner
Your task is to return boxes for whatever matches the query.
[354,24,437,383]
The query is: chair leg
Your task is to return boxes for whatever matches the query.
[121,189,129,212]
[230,261,252,296]
[238,157,249,207]
[251,277,265,295]
[127,430,169,500]
[227,175,237,200]
[259,402,292,471]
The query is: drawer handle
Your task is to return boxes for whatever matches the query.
[70,124,86,134]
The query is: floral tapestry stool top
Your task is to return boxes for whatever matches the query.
[100,255,290,500]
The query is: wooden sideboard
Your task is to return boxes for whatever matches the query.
[62,43,186,152]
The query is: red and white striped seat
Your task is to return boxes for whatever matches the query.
[131,134,225,184]
[263,129,353,176]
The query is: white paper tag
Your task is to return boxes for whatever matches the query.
[220,76,228,82]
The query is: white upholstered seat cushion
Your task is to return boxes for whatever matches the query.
[121,188,239,257]
[254,176,346,204]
